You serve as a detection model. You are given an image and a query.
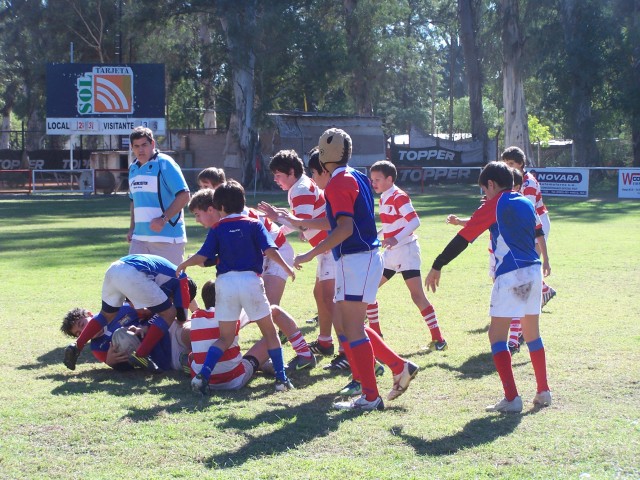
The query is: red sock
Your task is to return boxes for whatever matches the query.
[492,349,519,401]
[350,338,379,401]
[509,318,521,345]
[289,330,312,358]
[136,323,165,357]
[529,347,550,393]
[365,327,403,375]
[366,301,382,336]
[422,305,443,342]
[339,336,360,382]
[76,317,105,350]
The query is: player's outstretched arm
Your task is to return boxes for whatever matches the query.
[176,254,207,276]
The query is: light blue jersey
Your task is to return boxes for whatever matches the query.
[128,151,189,243]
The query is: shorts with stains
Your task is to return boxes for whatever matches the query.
[489,264,542,318]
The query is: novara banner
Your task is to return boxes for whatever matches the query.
[46,64,165,135]
[618,169,640,199]
[531,168,590,198]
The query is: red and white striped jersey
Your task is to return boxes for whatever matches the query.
[244,207,287,248]
[189,308,246,386]
[379,185,419,247]
[286,175,328,247]
[521,172,548,216]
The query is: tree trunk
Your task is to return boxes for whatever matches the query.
[198,13,217,133]
[218,1,258,183]
[458,0,489,161]
[0,83,17,149]
[501,0,535,165]
[561,0,600,167]
[343,0,374,116]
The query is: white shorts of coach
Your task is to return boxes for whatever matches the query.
[102,261,168,310]
[382,238,422,272]
[489,264,542,318]
[334,249,383,304]
[262,241,295,280]
[215,271,272,322]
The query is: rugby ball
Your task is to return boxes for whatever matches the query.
[111,327,141,354]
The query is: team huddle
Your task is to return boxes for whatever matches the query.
[61,126,554,413]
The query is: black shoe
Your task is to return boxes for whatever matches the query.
[63,343,80,371]
[308,340,335,357]
[306,315,318,325]
[129,351,162,374]
[286,354,317,372]
[323,352,350,371]
[278,330,289,345]
[275,378,294,392]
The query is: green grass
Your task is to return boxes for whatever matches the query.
[1,187,639,479]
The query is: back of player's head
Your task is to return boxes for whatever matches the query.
[512,168,523,190]
[479,161,514,190]
[307,147,322,175]
[129,126,154,144]
[370,160,397,182]
[212,179,245,214]
[501,146,526,167]
[189,188,216,212]
[269,150,304,178]
[197,167,226,188]
[319,128,352,168]
[60,307,90,337]
[201,279,216,309]
[187,277,198,302]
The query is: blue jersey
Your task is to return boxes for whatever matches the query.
[120,254,191,310]
[324,166,380,260]
[196,214,276,275]
[459,190,541,277]
[128,151,189,243]
[90,304,172,370]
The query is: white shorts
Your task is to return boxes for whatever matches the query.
[382,239,422,272]
[208,359,255,391]
[262,242,294,280]
[334,249,383,304]
[316,251,336,281]
[128,239,185,267]
[490,264,542,317]
[215,271,272,322]
[169,321,190,370]
[102,261,168,309]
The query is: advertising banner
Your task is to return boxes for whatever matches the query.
[530,168,589,198]
[618,169,640,199]
[46,63,165,135]
[395,166,481,186]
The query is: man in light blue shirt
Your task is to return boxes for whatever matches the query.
[127,127,190,265]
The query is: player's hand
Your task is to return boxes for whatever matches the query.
[446,214,459,225]
[293,252,312,269]
[542,260,551,277]
[126,229,134,243]
[176,263,187,277]
[425,268,441,293]
[287,266,296,281]
[257,201,278,221]
[381,237,398,248]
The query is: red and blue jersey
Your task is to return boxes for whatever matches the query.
[196,214,276,275]
[325,166,380,260]
[458,190,541,278]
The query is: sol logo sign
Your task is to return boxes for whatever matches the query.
[76,66,134,114]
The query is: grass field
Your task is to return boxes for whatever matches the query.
[0,186,639,479]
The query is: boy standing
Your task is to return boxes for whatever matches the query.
[294,129,418,411]
[368,160,447,351]
[259,149,336,358]
[425,162,552,413]
[176,180,296,392]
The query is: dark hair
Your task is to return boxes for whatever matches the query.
[60,307,91,337]
[478,161,514,190]
[269,150,304,178]
[512,168,523,190]
[188,188,216,212]
[197,167,226,187]
[501,146,526,166]
[129,126,154,144]
[370,160,397,182]
[201,279,216,309]
[212,180,245,214]
[307,147,322,175]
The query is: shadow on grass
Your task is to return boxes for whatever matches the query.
[467,325,489,335]
[433,351,495,379]
[394,413,523,456]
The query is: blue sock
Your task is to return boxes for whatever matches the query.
[268,348,288,382]
[200,345,224,382]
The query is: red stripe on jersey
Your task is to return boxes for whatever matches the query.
[192,344,242,364]
[209,362,247,384]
